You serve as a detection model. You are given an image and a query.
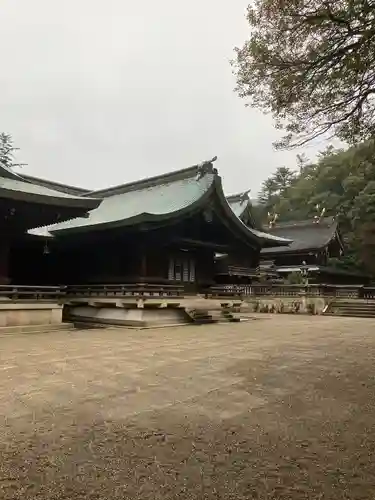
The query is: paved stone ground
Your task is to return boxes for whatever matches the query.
[1,315,375,499]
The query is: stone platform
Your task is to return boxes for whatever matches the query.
[64,297,243,328]
[0,301,63,328]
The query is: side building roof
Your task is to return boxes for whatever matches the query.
[22,174,90,196]
[0,164,101,232]
[0,165,99,210]
[261,217,341,255]
[226,191,291,247]
[38,158,291,248]
[226,191,257,226]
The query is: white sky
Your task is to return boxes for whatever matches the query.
[0,0,324,195]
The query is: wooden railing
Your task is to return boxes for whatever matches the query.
[0,285,63,301]
[225,266,257,277]
[65,283,185,299]
[2,283,374,302]
[205,284,375,300]
[363,287,375,300]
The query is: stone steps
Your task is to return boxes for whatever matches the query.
[324,300,375,318]
[221,309,241,322]
[330,312,375,318]
[185,309,216,325]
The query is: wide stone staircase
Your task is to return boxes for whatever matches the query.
[220,303,241,322]
[324,299,375,318]
[185,308,216,324]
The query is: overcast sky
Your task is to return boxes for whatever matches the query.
[0,0,324,196]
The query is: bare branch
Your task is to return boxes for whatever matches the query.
[233,0,375,149]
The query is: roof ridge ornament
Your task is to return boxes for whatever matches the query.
[267,211,279,228]
[195,156,218,180]
[313,204,326,224]
[239,189,251,204]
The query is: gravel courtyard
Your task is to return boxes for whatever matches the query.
[1,315,375,499]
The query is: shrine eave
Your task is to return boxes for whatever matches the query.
[0,184,100,210]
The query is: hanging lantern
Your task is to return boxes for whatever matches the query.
[43,241,50,255]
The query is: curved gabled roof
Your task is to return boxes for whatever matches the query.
[261,217,340,254]
[45,158,291,249]
[47,161,217,234]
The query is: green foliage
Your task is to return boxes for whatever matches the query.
[0,133,25,170]
[233,0,375,149]
[258,166,297,217]
[257,140,375,275]
[286,271,305,285]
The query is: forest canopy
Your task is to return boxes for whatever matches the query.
[255,140,375,275]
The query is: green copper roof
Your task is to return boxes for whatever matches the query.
[37,158,290,250]
[1,176,83,200]
[0,164,100,209]
[48,162,216,234]
[22,174,90,196]
[32,157,291,249]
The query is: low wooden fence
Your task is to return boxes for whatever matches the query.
[65,283,185,299]
[3,283,375,302]
[0,285,63,301]
[206,284,375,300]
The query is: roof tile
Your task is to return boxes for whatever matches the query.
[261,217,338,254]
[49,169,215,233]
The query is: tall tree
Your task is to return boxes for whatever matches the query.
[258,166,296,205]
[258,177,278,205]
[350,181,375,274]
[272,166,297,192]
[296,153,309,174]
[233,0,375,149]
[0,133,24,170]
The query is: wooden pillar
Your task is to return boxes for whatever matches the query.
[141,253,147,276]
[0,241,10,284]
[139,249,148,283]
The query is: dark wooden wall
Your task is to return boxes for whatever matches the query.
[9,209,262,287]
[0,241,10,284]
